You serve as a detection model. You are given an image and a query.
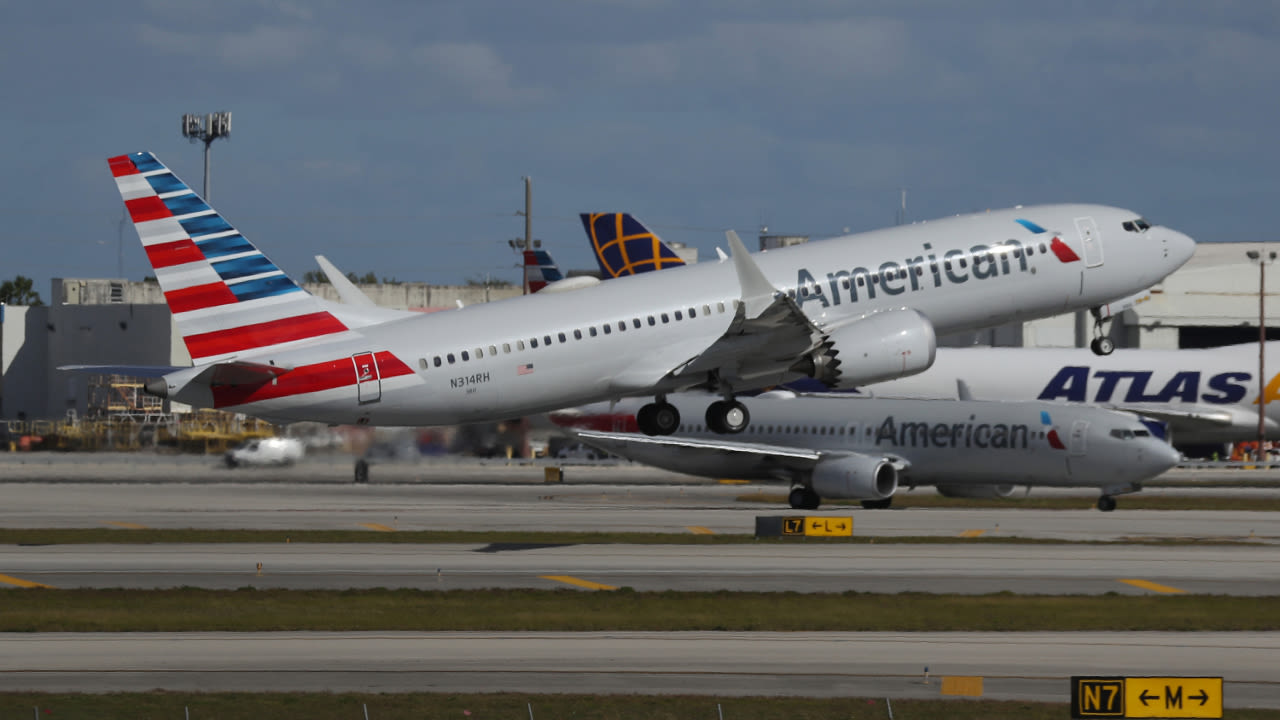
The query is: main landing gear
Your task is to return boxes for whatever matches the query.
[789,486,821,510]
[1089,307,1115,356]
[1096,483,1140,512]
[1097,495,1117,512]
[636,396,750,436]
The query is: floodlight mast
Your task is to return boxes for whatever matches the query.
[181,112,232,200]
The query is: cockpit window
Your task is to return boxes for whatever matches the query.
[1122,218,1152,233]
[1133,429,1150,437]
[1110,428,1136,439]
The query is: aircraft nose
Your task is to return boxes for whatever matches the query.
[1145,441,1182,476]
[1160,227,1196,270]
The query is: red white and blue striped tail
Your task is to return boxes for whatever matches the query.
[522,248,564,294]
[109,152,349,365]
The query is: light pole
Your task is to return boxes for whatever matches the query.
[181,112,232,200]
[1247,248,1276,462]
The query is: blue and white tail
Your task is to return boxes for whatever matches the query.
[109,152,348,365]
[579,213,686,278]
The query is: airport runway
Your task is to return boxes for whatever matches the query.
[2,631,1276,708]
[2,481,1279,542]
[4,542,1279,594]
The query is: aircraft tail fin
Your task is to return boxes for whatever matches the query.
[522,248,564,294]
[579,213,686,278]
[109,152,349,365]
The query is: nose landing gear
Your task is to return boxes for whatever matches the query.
[1089,307,1115,356]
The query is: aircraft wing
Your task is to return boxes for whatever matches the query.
[611,231,825,394]
[576,429,829,481]
[1109,403,1271,432]
[57,364,185,378]
[192,360,293,386]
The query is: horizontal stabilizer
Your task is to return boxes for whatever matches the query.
[57,364,183,378]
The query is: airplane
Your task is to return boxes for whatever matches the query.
[566,390,1181,511]
[91,151,1195,434]
[853,342,1280,448]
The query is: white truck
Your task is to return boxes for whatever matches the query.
[224,437,305,468]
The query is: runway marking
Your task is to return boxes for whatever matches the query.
[104,521,149,530]
[539,575,618,591]
[1118,578,1187,594]
[958,529,986,538]
[359,523,396,532]
[686,526,715,535]
[0,573,54,589]
[717,479,750,485]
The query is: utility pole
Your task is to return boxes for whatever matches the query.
[1247,248,1276,462]
[181,112,232,200]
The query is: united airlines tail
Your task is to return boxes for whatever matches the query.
[579,213,686,278]
[108,152,350,365]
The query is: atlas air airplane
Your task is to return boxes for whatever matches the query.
[856,342,1280,447]
[93,152,1194,434]
[563,391,1179,511]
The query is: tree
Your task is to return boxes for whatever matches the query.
[0,275,42,306]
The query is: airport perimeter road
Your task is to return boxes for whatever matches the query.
[4,542,1278,594]
[2,481,1278,542]
[1,631,1276,708]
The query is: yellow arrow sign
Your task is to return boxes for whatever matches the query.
[1124,677,1221,719]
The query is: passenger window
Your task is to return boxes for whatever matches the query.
[447,353,456,364]
[558,333,567,343]
[433,356,442,367]
[633,318,641,329]
[661,313,669,323]
[502,343,511,353]
[603,325,611,335]
[530,338,539,348]
[703,305,711,315]
[461,351,470,361]
[717,302,725,313]
[418,358,428,370]
[573,329,582,340]
[674,310,683,321]
[517,340,526,351]
[544,335,552,345]
[489,345,498,355]
[588,327,597,337]
[648,316,656,326]
[688,307,696,318]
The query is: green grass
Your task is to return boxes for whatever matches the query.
[2,588,1277,632]
[739,491,1280,512]
[14,692,1279,720]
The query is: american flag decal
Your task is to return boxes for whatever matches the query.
[517,363,535,376]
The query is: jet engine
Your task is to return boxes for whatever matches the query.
[794,309,937,388]
[810,454,898,500]
[935,484,1016,499]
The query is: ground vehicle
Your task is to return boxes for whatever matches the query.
[224,437,305,467]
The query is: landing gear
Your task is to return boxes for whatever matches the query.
[860,497,893,510]
[637,401,680,436]
[354,459,369,484]
[1096,495,1117,512]
[788,486,821,510]
[706,399,749,434]
[1089,307,1115,356]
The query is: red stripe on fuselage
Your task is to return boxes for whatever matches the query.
[185,312,349,360]
[165,282,238,314]
[108,155,139,177]
[211,351,414,408]
[126,196,171,223]
[145,238,206,269]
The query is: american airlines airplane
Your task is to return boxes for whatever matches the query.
[94,152,1194,433]
[857,343,1280,447]
[565,391,1179,511]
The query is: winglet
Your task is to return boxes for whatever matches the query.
[726,230,778,318]
[315,255,377,307]
[956,379,974,401]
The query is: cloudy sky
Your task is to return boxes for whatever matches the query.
[2,1,1277,296]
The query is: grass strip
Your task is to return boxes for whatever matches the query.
[0,528,1266,546]
[738,491,1280,512]
[2,588,1277,632]
[12,692,1280,720]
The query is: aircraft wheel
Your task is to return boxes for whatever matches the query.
[354,459,369,484]
[788,487,807,509]
[860,497,893,510]
[1090,337,1115,356]
[706,400,749,434]
[801,488,821,510]
[639,402,680,436]
[1097,495,1117,512]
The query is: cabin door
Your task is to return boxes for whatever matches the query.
[352,352,382,404]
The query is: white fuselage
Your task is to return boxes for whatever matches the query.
[170,204,1194,426]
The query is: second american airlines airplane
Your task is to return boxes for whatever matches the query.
[101,152,1195,433]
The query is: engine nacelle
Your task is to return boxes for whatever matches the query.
[810,454,898,500]
[806,309,937,388]
[935,484,1016,499]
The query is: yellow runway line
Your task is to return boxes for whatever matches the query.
[686,526,715,535]
[717,479,750,485]
[1118,578,1187,594]
[0,573,54,589]
[958,529,986,538]
[539,575,618,591]
[103,521,149,530]
[359,523,396,532]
